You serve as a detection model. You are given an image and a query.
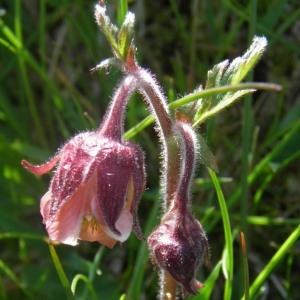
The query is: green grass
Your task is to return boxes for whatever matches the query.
[1,0,300,299]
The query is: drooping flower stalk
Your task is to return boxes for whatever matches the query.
[129,61,181,209]
[94,5,181,210]
[121,20,183,300]
[94,3,208,297]
[124,49,183,300]
[172,121,198,211]
[99,75,137,139]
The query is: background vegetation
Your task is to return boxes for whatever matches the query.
[0,0,299,299]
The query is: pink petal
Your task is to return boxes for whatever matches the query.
[40,191,52,221]
[42,171,118,248]
[21,154,61,175]
[43,193,82,245]
[43,174,96,245]
[105,209,133,242]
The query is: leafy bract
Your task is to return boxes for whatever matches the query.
[193,36,267,126]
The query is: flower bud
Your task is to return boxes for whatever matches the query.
[147,206,209,295]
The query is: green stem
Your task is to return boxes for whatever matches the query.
[240,0,257,244]
[247,225,300,299]
[208,169,233,300]
[49,244,75,300]
[124,82,281,140]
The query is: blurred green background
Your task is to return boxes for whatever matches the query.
[0,0,299,299]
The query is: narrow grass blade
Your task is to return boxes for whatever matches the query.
[71,274,98,300]
[246,225,300,299]
[49,244,75,300]
[208,169,233,300]
[117,0,129,26]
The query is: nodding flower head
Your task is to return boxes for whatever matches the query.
[22,76,145,248]
[22,129,145,248]
[147,205,209,295]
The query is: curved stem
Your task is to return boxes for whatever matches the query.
[132,67,180,210]
[126,63,180,299]
[174,121,197,211]
[98,75,137,140]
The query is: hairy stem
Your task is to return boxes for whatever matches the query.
[173,121,197,212]
[131,67,181,210]
[98,75,137,140]
[160,271,178,300]
[126,58,180,299]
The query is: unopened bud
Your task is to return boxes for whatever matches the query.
[148,207,209,295]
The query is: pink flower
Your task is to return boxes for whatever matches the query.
[22,130,145,248]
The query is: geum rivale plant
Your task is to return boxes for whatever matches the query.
[22,1,280,299]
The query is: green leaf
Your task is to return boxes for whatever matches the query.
[118,12,135,59]
[233,36,267,84]
[194,88,255,126]
[206,60,229,90]
[197,133,218,172]
[94,4,120,58]
[193,36,268,126]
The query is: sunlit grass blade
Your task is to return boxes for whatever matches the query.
[49,244,75,300]
[71,274,98,300]
[117,0,128,25]
[208,169,233,300]
[245,225,300,299]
